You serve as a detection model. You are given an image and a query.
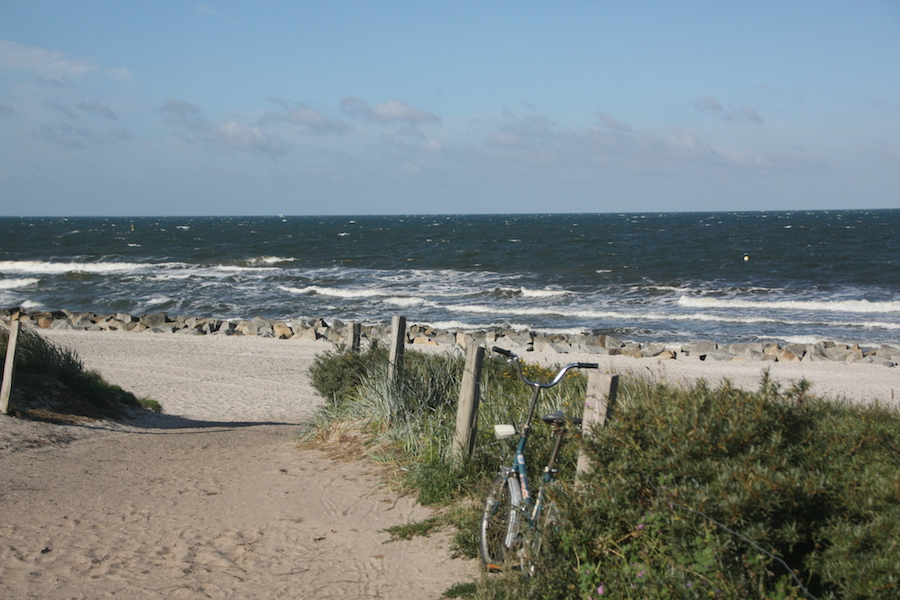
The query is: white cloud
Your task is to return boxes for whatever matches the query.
[160,99,285,158]
[372,100,440,124]
[213,121,286,157]
[0,40,129,81]
[259,101,348,134]
[37,121,99,148]
[340,97,441,125]
[694,96,764,125]
[597,112,632,132]
[160,98,212,132]
[75,100,117,120]
[424,138,444,152]
[475,111,799,178]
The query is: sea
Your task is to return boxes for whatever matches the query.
[1,210,898,348]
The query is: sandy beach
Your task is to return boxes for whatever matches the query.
[1,329,898,599]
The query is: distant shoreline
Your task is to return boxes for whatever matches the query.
[4,307,898,369]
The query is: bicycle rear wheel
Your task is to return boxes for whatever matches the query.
[479,471,522,571]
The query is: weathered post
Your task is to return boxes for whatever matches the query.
[388,315,406,384]
[452,341,485,460]
[576,372,618,476]
[351,322,362,353]
[1,314,22,415]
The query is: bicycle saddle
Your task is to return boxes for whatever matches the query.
[541,410,582,426]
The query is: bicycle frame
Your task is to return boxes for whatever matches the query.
[480,347,598,570]
[495,347,596,528]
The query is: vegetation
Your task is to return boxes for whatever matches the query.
[308,345,900,600]
[0,325,161,421]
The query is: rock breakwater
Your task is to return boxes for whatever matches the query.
[2,307,897,367]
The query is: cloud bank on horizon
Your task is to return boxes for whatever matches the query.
[0,2,898,216]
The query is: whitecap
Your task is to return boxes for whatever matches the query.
[0,278,39,289]
[678,296,900,314]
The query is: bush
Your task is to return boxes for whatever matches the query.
[527,374,900,600]
[309,343,387,405]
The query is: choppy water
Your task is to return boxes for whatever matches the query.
[1,211,898,346]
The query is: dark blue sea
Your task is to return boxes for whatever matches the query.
[1,211,898,347]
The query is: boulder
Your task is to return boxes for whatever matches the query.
[296,327,321,342]
[620,343,643,358]
[71,313,96,330]
[273,322,293,339]
[494,334,530,351]
[784,343,807,360]
[140,312,169,328]
[728,343,765,355]
[682,341,717,355]
[596,335,624,350]
[764,345,801,362]
[640,343,668,358]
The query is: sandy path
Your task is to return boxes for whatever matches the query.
[1,331,476,599]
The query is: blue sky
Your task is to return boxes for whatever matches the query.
[0,1,898,216]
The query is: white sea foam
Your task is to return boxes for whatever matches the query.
[279,285,390,299]
[514,287,573,298]
[244,256,294,266]
[0,278,39,289]
[678,296,900,314]
[425,320,535,332]
[447,303,900,331]
[143,295,173,307]
[0,260,148,274]
[382,296,430,308]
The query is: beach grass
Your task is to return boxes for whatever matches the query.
[309,345,900,600]
[1,326,161,420]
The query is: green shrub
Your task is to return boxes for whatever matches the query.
[309,343,387,405]
[528,375,900,600]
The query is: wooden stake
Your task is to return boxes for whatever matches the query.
[351,322,362,353]
[1,316,22,415]
[452,342,485,460]
[576,373,618,476]
[388,315,406,384]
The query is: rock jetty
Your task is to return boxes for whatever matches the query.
[2,307,897,367]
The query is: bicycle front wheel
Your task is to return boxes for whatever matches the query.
[479,471,522,571]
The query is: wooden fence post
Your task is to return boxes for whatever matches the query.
[1,315,22,415]
[576,372,618,476]
[452,342,485,460]
[351,322,362,353]
[388,315,406,384]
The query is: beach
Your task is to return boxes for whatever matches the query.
[1,329,898,599]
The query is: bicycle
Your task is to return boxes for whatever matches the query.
[479,346,598,572]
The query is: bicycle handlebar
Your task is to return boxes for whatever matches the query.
[492,346,598,389]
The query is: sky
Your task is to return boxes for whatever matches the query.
[0,1,898,216]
